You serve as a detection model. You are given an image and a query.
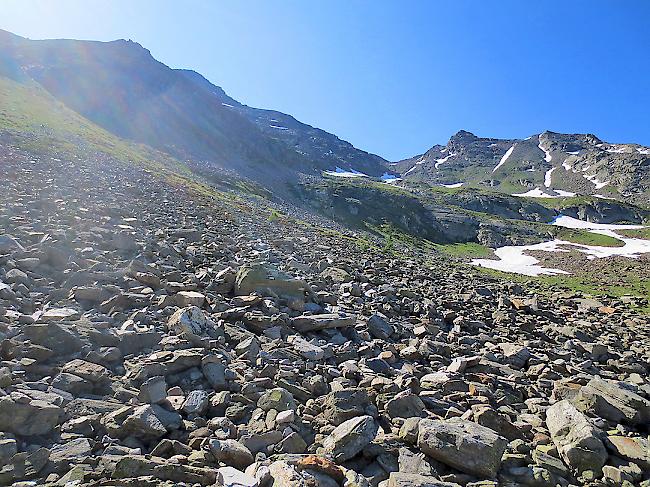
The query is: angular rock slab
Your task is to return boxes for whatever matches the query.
[321,415,378,462]
[574,376,650,425]
[0,396,62,436]
[235,263,309,299]
[546,400,607,475]
[417,418,507,478]
[290,313,356,333]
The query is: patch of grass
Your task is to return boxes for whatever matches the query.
[617,227,650,239]
[474,263,650,315]
[268,210,282,222]
[433,242,494,258]
[549,227,625,247]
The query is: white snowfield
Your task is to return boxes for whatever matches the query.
[442,182,463,188]
[472,215,649,276]
[324,167,368,178]
[584,173,609,189]
[492,145,515,173]
[544,167,556,187]
[381,172,401,183]
[435,153,456,169]
[512,188,576,198]
[638,147,650,155]
[538,136,553,163]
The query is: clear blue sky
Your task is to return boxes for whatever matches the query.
[2,0,649,160]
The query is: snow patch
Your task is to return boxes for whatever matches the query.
[442,182,463,188]
[221,103,234,108]
[472,216,649,276]
[492,145,515,173]
[512,188,575,198]
[538,136,553,162]
[324,167,368,178]
[380,173,401,183]
[435,153,456,169]
[637,148,650,155]
[584,174,609,189]
[269,125,289,130]
[544,167,556,188]
[551,215,645,231]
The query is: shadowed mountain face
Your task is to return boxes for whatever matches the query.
[0,29,388,185]
[395,130,650,204]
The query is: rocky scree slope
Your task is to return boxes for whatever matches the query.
[0,133,649,487]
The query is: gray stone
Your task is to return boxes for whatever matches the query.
[182,389,210,415]
[545,400,607,475]
[139,376,168,404]
[417,418,508,478]
[385,392,426,419]
[387,474,460,487]
[367,314,393,340]
[235,263,308,299]
[320,415,378,462]
[257,388,296,412]
[0,395,62,436]
[574,376,650,425]
[209,439,254,469]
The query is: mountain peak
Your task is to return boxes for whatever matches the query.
[449,130,478,144]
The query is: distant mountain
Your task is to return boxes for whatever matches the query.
[395,130,650,205]
[0,29,388,186]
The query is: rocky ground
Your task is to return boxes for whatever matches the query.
[0,139,649,487]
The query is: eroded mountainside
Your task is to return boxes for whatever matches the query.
[395,130,650,205]
[0,29,388,186]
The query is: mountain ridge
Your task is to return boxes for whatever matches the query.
[0,28,389,188]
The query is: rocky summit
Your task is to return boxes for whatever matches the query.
[0,27,649,487]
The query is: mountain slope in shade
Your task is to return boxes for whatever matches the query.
[396,130,650,205]
[0,29,388,186]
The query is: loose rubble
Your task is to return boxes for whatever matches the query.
[0,140,649,486]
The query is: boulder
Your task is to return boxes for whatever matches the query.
[290,313,356,333]
[574,376,650,425]
[385,392,426,419]
[167,306,220,340]
[257,388,296,412]
[209,439,254,469]
[320,415,378,462]
[417,418,507,478]
[367,314,393,340]
[0,395,62,436]
[387,473,460,487]
[545,400,607,475]
[235,263,309,300]
[321,388,370,426]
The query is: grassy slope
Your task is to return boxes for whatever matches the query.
[0,76,192,177]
